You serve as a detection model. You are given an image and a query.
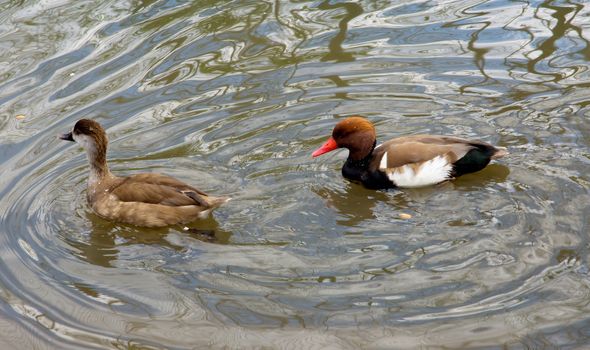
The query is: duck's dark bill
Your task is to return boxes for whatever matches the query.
[59,132,74,142]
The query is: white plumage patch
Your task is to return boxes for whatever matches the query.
[73,133,96,153]
[379,151,388,169]
[381,155,452,188]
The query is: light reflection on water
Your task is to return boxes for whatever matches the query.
[0,0,589,348]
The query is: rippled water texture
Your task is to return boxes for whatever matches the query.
[1,0,590,348]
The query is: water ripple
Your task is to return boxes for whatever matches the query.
[0,0,590,348]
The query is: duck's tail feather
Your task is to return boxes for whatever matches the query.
[206,196,231,208]
[182,191,231,209]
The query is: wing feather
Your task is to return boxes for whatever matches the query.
[110,174,210,207]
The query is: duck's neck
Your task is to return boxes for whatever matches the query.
[345,140,377,169]
[86,148,111,186]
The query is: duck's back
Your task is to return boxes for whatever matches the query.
[366,135,507,188]
[90,173,229,227]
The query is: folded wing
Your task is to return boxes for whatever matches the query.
[111,174,213,207]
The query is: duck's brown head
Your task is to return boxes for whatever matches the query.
[312,116,376,160]
[60,119,108,162]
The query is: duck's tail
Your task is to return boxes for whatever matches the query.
[206,196,231,208]
[182,190,231,209]
[491,146,509,160]
[195,196,230,219]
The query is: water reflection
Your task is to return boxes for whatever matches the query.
[452,163,510,189]
[0,0,590,348]
[526,1,587,81]
[318,1,363,62]
[313,182,391,226]
[66,212,231,268]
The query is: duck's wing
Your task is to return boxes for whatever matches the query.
[124,173,209,195]
[110,174,209,207]
[374,136,473,168]
[372,135,506,187]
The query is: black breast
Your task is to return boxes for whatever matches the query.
[342,161,395,190]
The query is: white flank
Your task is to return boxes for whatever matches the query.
[385,155,452,188]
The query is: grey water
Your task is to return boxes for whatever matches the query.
[1,0,590,348]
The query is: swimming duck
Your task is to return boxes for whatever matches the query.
[312,116,508,189]
[60,119,230,227]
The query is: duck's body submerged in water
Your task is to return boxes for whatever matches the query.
[60,119,229,227]
[312,116,508,190]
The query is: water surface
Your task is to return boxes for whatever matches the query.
[1,0,590,348]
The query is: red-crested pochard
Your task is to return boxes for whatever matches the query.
[60,119,230,227]
[312,116,508,189]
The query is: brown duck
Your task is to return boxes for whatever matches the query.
[312,116,508,189]
[60,119,230,227]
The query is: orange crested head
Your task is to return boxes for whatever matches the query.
[312,116,377,160]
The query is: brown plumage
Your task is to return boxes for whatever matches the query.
[60,119,229,227]
[312,116,508,189]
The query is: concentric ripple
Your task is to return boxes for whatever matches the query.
[1,0,590,348]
